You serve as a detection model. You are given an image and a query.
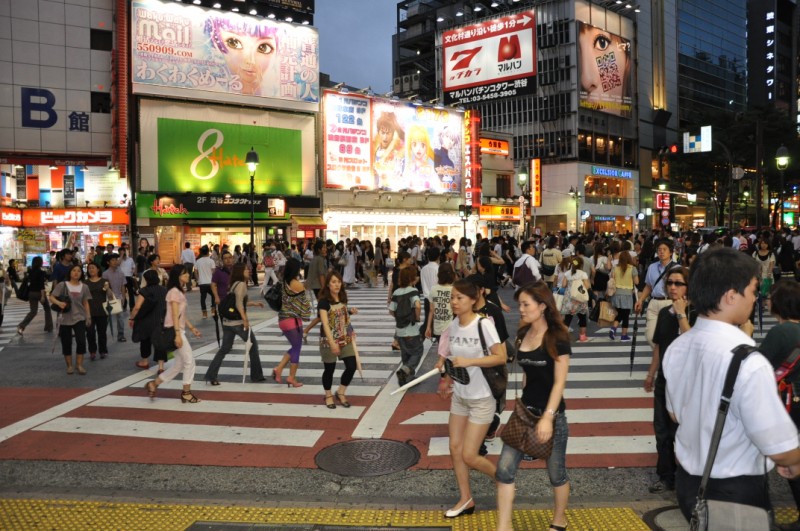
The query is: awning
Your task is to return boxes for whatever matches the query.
[292,215,327,230]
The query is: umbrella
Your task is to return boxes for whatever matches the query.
[351,337,364,381]
[212,308,221,347]
[391,368,440,395]
[758,293,764,334]
[0,282,7,327]
[242,327,252,384]
[106,299,114,337]
[630,308,641,376]
[50,311,63,354]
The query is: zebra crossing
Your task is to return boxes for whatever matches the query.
[0,282,781,470]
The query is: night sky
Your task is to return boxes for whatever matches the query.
[315,1,397,94]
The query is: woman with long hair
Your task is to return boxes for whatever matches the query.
[17,255,53,335]
[591,241,610,300]
[144,265,202,403]
[496,281,571,531]
[84,262,110,361]
[560,256,591,342]
[609,250,639,341]
[272,258,311,387]
[129,269,168,373]
[316,270,359,409]
[49,264,91,374]
[205,263,267,385]
[435,279,507,518]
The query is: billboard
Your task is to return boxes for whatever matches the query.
[131,0,319,108]
[577,22,633,118]
[139,99,316,196]
[323,91,464,193]
[442,10,537,106]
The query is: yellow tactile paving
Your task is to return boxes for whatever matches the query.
[0,499,654,530]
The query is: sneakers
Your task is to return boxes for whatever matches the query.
[608,327,617,340]
[620,335,632,341]
[396,367,408,387]
[648,479,675,493]
[202,310,208,319]
[117,336,127,342]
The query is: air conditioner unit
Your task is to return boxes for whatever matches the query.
[411,73,420,90]
[402,75,412,92]
[393,77,402,93]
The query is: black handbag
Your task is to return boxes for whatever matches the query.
[477,318,508,403]
[17,274,30,302]
[151,326,177,352]
[50,282,71,313]
[264,283,282,311]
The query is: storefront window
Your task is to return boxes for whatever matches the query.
[584,177,632,206]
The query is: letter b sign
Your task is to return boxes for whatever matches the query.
[21,87,58,128]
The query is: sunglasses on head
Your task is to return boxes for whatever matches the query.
[666,280,687,287]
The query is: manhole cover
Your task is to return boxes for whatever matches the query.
[315,439,419,477]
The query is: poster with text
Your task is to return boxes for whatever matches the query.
[578,22,633,118]
[132,0,319,107]
[323,92,372,189]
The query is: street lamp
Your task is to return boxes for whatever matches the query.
[742,186,750,226]
[246,147,260,251]
[517,167,529,238]
[568,186,582,233]
[458,204,471,240]
[776,144,789,229]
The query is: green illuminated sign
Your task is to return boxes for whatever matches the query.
[157,118,302,195]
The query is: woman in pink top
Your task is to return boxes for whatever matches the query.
[144,264,202,403]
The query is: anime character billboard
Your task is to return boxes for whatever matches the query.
[132,0,318,106]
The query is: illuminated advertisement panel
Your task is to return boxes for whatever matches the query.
[463,109,482,207]
[530,158,542,207]
[139,99,316,196]
[323,91,463,193]
[131,0,319,107]
[577,22,632,118]
[442,10,537,106]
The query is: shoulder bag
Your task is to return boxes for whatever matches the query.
[476,318,508,404]
[689,344,771,531]
[50,282,71,313]
[17,273,30,302]
[569,275,589,302]
[499,341,555,461]
[150,296,177,352]
[104,282,123,315]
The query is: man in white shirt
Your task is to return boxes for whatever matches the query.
[663,247,800,520]
[511,241,542,286]
[179,241,197,291]
[195,245,216,318]
[419,246,440,337]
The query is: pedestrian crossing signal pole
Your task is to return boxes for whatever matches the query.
[459,205,471,240]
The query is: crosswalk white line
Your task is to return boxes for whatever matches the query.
[427,435,656,456]
[32,417,324,446]
[401,408,652,426]
[148,380,383,396]
[194,353,403,365]
[91,395,365,419]
[193,365,394,380]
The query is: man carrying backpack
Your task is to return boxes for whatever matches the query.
[390,267,422,386]
[511,241,542,288]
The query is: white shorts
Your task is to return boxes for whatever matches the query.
[450,394,496,424]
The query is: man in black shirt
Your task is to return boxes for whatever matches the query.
[647,266,695,493]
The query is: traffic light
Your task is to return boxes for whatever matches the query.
[458,205,472,218]
[669,143,679,154]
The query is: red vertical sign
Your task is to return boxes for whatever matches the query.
[530,158,542,207]
[463,109,482,207]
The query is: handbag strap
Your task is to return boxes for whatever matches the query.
[476,317,489,356]
[696,344,759,501]
[649,260,676,299]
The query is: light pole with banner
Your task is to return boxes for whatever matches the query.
[517,166,529,239]
[246,147,260,250]
[569,186,582,233]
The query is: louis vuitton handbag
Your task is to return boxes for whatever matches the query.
[499,344,554,461]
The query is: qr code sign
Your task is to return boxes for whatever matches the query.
[595,51,622,92]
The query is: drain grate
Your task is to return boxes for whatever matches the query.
[314,439,420,477]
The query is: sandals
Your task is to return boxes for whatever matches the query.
[181,391,201,403]
[66,366,74,375]
[76,366,87,375]
[325,395,336,409]
[135,360,149,369]
[549,524,567,531]
[335,393,351,408]
[144,381,157,399]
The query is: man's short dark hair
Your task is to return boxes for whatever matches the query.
[147,254,160,264]
[427,246,440,262]
[521,241,535,254]
[313,240,324,253]
[656,238,674,252]
[689,247,758,316]
[464,273,486,289]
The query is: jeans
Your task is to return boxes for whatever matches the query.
[59,320,87,357]
[87,314,109,354]
[496,411,569,487]
[398,334,424,375]
[205,325,264,381]
[183,264,194,289]
[675,464,771,521]
[199,284,214,312]
[111,311,126,340]
[124,277,137,309]
[17,290,53,331]
[653,381,678,484]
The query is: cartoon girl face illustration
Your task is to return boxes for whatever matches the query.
[206,16,278,96]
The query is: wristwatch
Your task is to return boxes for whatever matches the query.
[545,408,557,417]
[676,313,687,320]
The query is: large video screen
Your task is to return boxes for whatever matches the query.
[132,0,319,107]
[323,91,464,193]
[442,10,537,106]
[578,22,633,117]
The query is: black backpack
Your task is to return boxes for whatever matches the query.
[512,256,537,287]
[392,289,419,328]
[218,281,244,321]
